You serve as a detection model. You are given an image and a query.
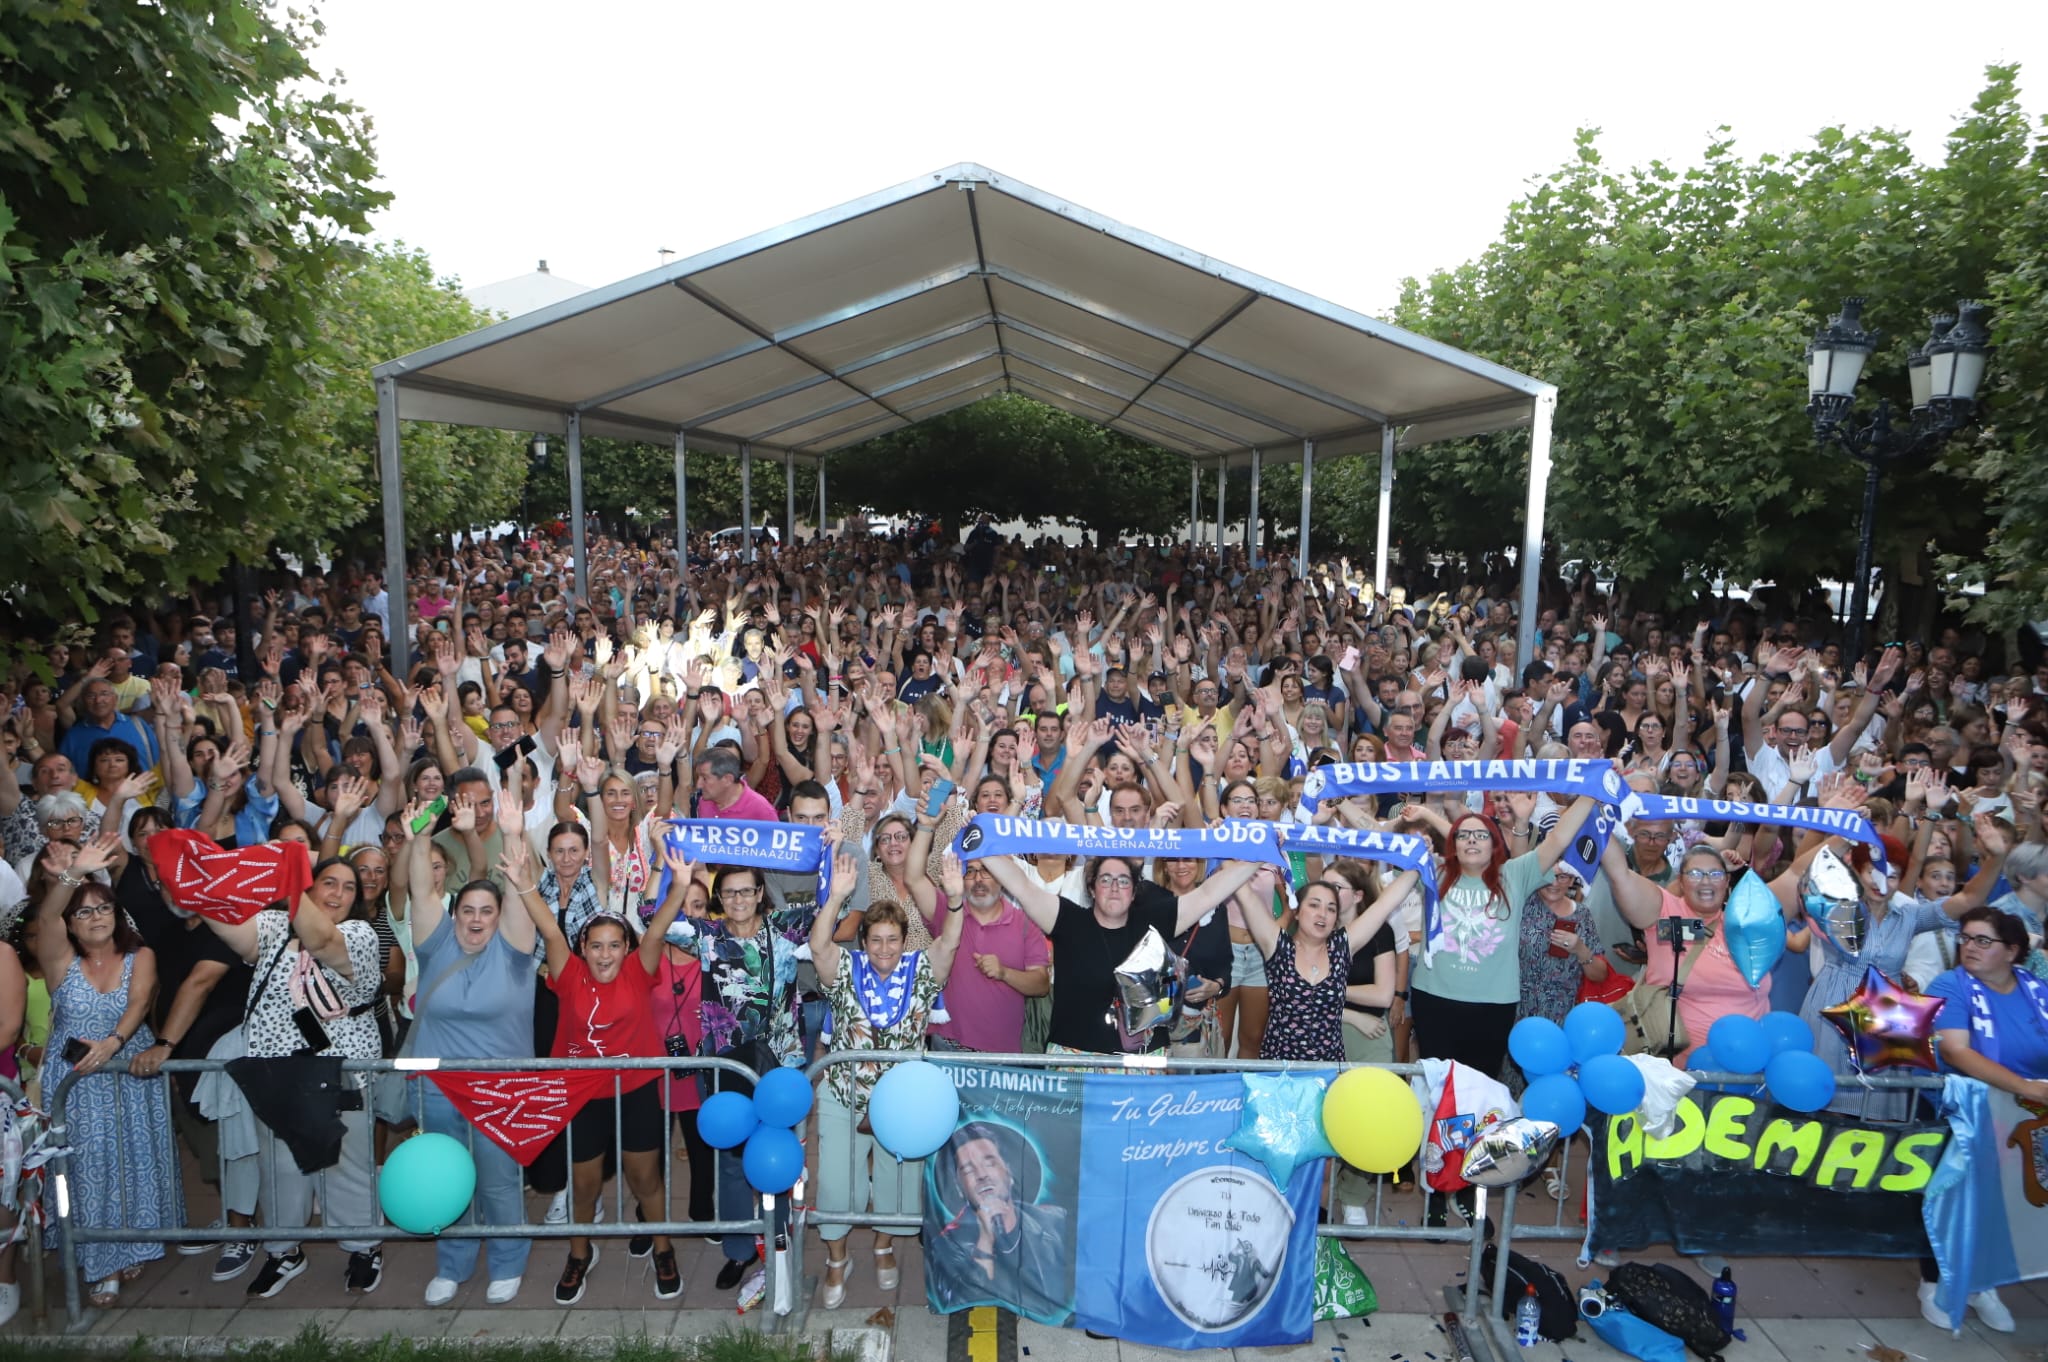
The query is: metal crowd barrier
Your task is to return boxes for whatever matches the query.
[0,1075,46,1327]
[45,1055,772,1333]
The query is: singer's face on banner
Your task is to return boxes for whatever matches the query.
[955,1137,1017,1228]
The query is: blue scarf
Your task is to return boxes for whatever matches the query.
[851,949,921,1031]
[653,818,829,905]
[953,815,1289,868]
[1964,967,2048,1067]
[1631,793,1890,873]
[1278,824,1438,926]
[1297,757,1631,816]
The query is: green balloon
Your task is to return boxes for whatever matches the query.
[378,1132,477,1235]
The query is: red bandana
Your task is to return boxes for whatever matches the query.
[148,830,312,924]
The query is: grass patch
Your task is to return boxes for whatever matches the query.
[0,1323,859,1362]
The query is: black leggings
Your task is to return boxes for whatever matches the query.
[674,1110,716,1225]
[1409,990,1516,1080]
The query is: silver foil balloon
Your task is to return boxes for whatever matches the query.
[1110,927,1183,1047]
[1801,845,1864,954]
[1460,1117,1562,1188]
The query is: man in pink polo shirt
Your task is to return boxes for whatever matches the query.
[693,746,779,822]
[930,860,1050,1053]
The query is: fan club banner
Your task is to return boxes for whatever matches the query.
[653,818,827,905]
[922,1063,1322,1348]
[1588,1091,1949,1257]
[1923,1078,2048,1324]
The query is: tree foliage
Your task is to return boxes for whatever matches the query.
[0,0,386,622]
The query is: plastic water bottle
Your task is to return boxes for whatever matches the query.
[1515,1283,1543,1347]
[1712,1266,1737,1334]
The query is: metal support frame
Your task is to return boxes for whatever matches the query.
[1188,465,1199,549]
[1297,438,1315,579]
[1247,447,1261,565]
[740,443,754,564]
[673,430,689,568]
[566,411,588,602]
[1214,456,1225,554]
[784,448,795,544]
[817,455,828,536]
[1515,391,1557,670]
[375,377,410,676]
[1374,424,1396,594]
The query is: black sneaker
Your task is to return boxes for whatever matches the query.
[556,1244,599,1306]
[714,1249,758,1292]
[653,1248,682,1300]
[629,1205,652,1259]
[345,1249,383,1295]
[246,1250,307,1299]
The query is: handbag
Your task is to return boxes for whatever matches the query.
[1615,937,1705,1058]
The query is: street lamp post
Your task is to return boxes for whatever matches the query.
[1804,297,1990,663]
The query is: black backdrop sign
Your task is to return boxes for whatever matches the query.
[1589,1092,1947,1258]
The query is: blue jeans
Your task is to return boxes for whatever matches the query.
[422,1085,531,1283]
[801,998,830,1062]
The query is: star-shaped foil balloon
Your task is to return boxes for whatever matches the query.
[1222,1073,1337,1187]
[1821,965,1942,1073]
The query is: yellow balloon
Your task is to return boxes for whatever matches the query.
[1322,1067,1423,1173]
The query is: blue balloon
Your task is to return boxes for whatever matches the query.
[1509,1017,1573,1077]
[753,1067,815,1129]
[1685,1045,1761,1097]
[1765,1050,1838,1113]
[742,1127,805,1194]
[1723,869,1788,987]
[1761,1011,1813,1057]
[868,1060,961,1161]
[1707,1015,1770,1076]
[698,1091,760,1150]
[1522,1073,1587,1138]
[1579,1053,1647,1115]
[1564,1002,1627,1064]
[378,1133,476,1235]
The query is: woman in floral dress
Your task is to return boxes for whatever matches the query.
[809,847,964,1308]
[1507,873,1609,1093]
[1231,869,1418,1063]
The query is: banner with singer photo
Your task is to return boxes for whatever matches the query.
[923,1062,1324,1348]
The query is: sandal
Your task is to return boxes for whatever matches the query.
[821,1251,853,1309]
[89,1277,119,1308]
[874,1243,900,1291]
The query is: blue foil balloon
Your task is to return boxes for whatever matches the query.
[1222,1073,1337,1187]
[1579,1053,1647,1115]
[1761,1010,1814,1057]
[1509,1016,1573,1077]
[1522,1072,1588,1137]
[1564,1001,1626,1065]
[1765,1050,1837,1113]
[1722,869,1787,988]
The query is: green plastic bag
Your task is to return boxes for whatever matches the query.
[1313,1236,1379,1321]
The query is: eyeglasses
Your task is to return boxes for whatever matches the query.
[1095,875,1134,890]
[1776,725,1808,738]
[66,902,115,919]
[45,815,83,828]
[1682,868,1728,882]
[1454,829,1493,844]
[1957,933,2004,949]
[718,886,761,902]
[874,831,910,845]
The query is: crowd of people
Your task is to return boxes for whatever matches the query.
[0,515,2043,1330]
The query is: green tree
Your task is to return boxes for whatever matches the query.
[0,0,386,626]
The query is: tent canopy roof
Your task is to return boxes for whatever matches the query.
[375,164,1552,465]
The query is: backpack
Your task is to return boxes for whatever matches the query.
[1608,1261,1731,1360]
[1480,1244,1577,1342]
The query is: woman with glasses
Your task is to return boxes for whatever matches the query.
[1914,906,2045,1333]
[865,811,937,951]
[32,832,181,1308]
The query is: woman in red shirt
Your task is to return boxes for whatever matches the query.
[522,846,695,1306]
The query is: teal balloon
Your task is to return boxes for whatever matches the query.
[869,1060,961,1161]
[1723,871,1787,987]
[1522,1073,1587,1137]
[742,1127,805,1194]
[698,1091,760,1150]
[1579,1054,1647,1114]
[1707,1015,1770,1075]
[1509,1017,1572,1077]
[1222,1073,1337,1188]
[1761,1010,1813,1056]
[1765,1050,1837,1113]
[1564,1002,1626,1064]
[378,1133,476,1235]
[754,1067,814,1128]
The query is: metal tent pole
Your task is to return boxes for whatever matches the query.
[818,456,828,538]
[741,444,754,565]
[1515,391,1558,669]
[784,449,795,545]
[1247,447,1261,565]
[1214,457,1226,554]
[375,377,410,675]
[674,431,688,571]
[567,412,588,602]
[1374,424,1395,594]
[1188,465,1199,549]
[1296,438,1315,579]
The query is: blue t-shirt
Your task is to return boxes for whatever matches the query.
[1928,966,2048,1081]
[410,917,537,1063]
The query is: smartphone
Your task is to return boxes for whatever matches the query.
[1339,645,1360,672]
[493,733,538,771]
[62,1037,91,1065]
[925,778,955,817]
[409,794,448,834]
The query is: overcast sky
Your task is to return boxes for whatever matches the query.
[314,2,2047,318]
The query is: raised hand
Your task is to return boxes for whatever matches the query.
[938,849,965,902]
[449,791,478,833]
[73,830,124,877]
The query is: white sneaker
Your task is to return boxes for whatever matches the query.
[1340,1205,1370,1226]
[1918,1280,1955,1330]
[424,1276,459,1307]
[0,1282,19,1329]
[1969,1288,2015,1333]
[486,1276,522,1305]
[544,1189,569,1226]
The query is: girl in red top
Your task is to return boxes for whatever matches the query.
[523,847,695,1305]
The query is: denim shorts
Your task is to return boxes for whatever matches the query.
[1230,939,1269,988]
